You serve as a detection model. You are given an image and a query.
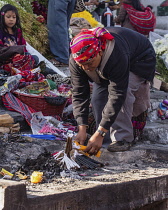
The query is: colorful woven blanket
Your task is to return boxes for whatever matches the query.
[123,3,156,35]
[2,92,35,125]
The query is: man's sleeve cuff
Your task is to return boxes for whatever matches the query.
[76,116,88,127]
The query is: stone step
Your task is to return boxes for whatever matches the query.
[143,121,168,144]
[94,142,168,164]
[1,175,168,210]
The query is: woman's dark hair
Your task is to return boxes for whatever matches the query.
[0,4,22,35]
[132,0,143,11]
[147,5,153,10]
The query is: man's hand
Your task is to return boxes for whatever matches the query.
[74,125,88,145]
[84,131,104,156]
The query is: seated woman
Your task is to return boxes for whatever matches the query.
[0,4,37,75]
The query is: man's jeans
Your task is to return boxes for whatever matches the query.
[47,0,76,64]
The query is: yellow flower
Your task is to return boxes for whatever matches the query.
[72,10,103,28]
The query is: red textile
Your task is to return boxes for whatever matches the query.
[70,27,114,63]
[2,92,36,125]
[123,3,156,35]
[0,28,35,73]
[3,54,35,73]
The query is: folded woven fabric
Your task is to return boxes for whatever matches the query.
[2,92,35,125]
[46,74,71,85]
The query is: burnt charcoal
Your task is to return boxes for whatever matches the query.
[20,151,60,179]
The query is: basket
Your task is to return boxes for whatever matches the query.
[14,92,67,116]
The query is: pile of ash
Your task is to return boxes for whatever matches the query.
[0,134,64,182]
[0,134,104,183]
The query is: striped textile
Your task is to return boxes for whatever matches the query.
[70,27,114,63]
[132,110,148,140]
[3,54,35,74]
[123,3,156,35]
[2,92,36,125]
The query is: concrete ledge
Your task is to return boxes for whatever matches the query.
[94,143,168,164]
[0,180,27,210]
[143,121,168,144]
[1,175,168,210]
[28,176,168,210]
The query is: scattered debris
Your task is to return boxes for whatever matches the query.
[15,170,28,180]
[0,114,20,134]
[20,150,60,181]
[31,171,43,184]
[53,137,104,172]
[0,168,13,179]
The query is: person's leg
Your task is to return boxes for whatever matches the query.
[91,11,100,22]
[91,73,150,151]
[47,0,75,64]
[67,0,76,28]
[107,72,150,152]
[91,80,133,150]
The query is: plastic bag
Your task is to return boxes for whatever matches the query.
[30,112,48,134]
[30,112,61,134]
[149,31,163,45]
[0,74,22,96]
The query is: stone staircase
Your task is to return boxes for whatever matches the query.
[143,89,168,144]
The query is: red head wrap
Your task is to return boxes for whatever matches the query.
[70,27,114,63]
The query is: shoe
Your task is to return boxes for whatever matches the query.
[35,61,46,72]
[107,140,135,152]
[50,58,68,67]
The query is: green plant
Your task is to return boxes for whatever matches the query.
[16,0,33,14]
[156,56,168,82]
[38,0,48,7]
[153,34,168,82]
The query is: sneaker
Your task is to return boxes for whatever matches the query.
[107,140,135,152]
